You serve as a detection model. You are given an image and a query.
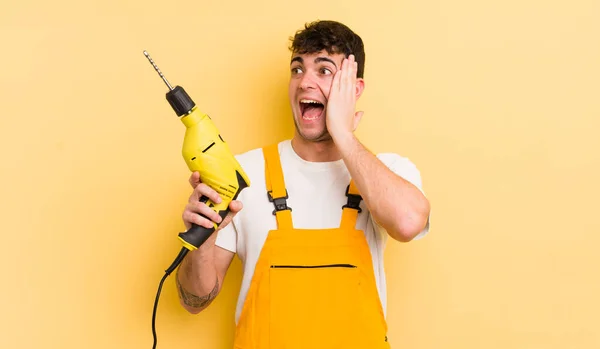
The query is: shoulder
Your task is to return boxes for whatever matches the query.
[232,145,265,175]
[233,139,290,172]
[375,152,420,174]
[375,152,424,190]
[234,145,264,163]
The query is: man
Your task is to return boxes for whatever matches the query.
[176,20,431,348]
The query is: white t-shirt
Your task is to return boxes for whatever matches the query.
[215,139,429,324]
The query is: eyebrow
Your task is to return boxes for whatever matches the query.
[290,56,338,68]
[314,57,337,67]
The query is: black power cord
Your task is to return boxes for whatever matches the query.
[151,195,217,348]
[152,247,189,349]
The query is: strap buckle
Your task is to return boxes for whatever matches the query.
[342,185,362,213]
[267,190,292,215]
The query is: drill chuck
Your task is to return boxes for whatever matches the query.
[167,86,196,116]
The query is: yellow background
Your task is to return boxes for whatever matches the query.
[1,0,599,348]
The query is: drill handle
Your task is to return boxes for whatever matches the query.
[178,223,215,249]
[178,196,230,250]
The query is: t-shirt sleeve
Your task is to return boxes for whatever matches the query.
[215,217,238,253]
[372,153,430,240]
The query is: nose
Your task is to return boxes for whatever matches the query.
[299,72,317,90]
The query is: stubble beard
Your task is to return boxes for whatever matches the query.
[293,115,332,143]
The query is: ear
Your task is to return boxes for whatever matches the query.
[353,111,364,131]
[355,78,365,100]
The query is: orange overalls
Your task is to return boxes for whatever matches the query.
[233,143,390,349]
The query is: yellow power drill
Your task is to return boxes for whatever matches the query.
[143,51,251,349]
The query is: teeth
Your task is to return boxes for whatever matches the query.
[303,114,319,120]
[300,99,322,104]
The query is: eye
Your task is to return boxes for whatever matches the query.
[320,68,332,75]
[291,67,303,75]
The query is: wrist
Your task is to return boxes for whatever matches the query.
[332,131,356,155]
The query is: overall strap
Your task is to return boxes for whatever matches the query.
[263,143,293,230]
[340,179,362,229]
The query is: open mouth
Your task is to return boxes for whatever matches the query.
[299,99,325,120]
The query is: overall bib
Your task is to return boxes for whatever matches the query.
[233,144,390,349]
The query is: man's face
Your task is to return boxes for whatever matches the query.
[288,50,346,142]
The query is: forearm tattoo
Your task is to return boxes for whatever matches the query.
[176,267,219,309]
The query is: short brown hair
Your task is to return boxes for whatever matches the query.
[289,20,366,78]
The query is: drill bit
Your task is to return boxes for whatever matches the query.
[144,50,174,91]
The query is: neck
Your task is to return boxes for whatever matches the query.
[291,134,342,162]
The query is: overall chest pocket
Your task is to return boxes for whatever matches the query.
[268,263,364,349]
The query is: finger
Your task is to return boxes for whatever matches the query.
[182,209,214,229]
[348,55,357,86]
[189,171,201,188]
[218,214,234,231]
[341,56,349,87]
[329,68,342,98]
[191,201,223,224]
[337,67,344,92]
[220,201,243,228]
[345,54,353,76]
[193,183,222,204]
[344,56,355,94]
[346,55,354,79]
[351,61,358,97]
[229,200,243,213]
[342,57,351,90]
